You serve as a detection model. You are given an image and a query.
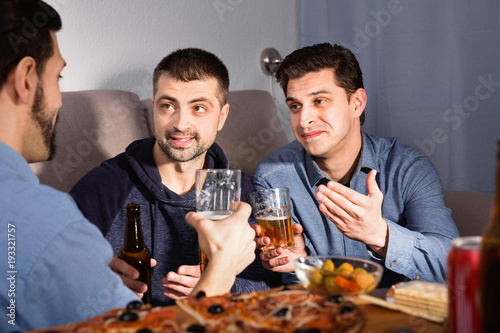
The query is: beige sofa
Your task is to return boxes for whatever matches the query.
[29,89,492,237]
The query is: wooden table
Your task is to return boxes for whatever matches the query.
[356,301,443,332]
[30,287,444,333]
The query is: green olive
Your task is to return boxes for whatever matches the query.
[309,270,324,288]
[324,276,341,295]
[321,259,335,273]
[353,267,367,274]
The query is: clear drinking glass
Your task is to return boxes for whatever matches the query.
[249,187,294,252]
[195,169,241,272]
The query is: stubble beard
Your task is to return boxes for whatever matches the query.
[156,129,211,163]
[31,84,57,161]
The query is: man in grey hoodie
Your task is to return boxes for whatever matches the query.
[70,48,281,306]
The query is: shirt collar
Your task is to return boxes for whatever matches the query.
[0,142,39,184]
[304,132,379,187]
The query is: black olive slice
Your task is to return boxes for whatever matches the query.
[207,304,224,314]
[195,291,206,300]
[119,311,139,322]
[340,304,354,314]
[327,294,343,303]
[126,300,143,310]
[186,324,206,332]
[274,307,289,317]
[136,329,152,333]
[294,329,321,333]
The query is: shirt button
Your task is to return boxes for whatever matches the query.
[415,275,421,280]
[390,261,396,267]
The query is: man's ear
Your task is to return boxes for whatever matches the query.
[13,56,37,105]
[351,88,367,119]
[217,103,230,131]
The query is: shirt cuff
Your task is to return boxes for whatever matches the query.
[384,221,415,279]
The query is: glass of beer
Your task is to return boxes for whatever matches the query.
[195,169,241,273]
[249,187,294,252]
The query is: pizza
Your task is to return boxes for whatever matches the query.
[37,300,181,333]
[177,287,364,333]
[175,290,262,332]
[35,288,364,333]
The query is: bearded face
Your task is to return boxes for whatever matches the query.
[155,128,212,163]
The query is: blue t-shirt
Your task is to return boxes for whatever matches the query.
[0,142,138,332]
[252,132,459,287]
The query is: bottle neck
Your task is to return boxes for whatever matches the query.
[123,215,145,251]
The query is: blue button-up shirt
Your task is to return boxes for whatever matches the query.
[0,142,138,331]
[252,132,459,286]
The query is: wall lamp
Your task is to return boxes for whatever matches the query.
[260,48,282,76]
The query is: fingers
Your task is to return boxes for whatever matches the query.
[109,256,148,294]
[232,201,252,218]
[151,258,157,268]
[251,224,261,236]
[292,222,303,235]
[177,265,201,278]
[162,285,192,299]
[121,275,148,294]
[262,255,291,271]
[260,246,284,261]
[109,256,138,280]
[161,269,200,299]
[162,271,199,288]
[255,236,270,249]
[366,169,382,201]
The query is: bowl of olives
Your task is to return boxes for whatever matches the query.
[293,256,383,295]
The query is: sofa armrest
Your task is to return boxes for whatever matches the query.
[444,190,493,236]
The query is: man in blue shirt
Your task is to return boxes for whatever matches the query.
[0,1,138,330]
[252,43,459,287]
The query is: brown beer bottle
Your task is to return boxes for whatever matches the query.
[479,141,500,332]
[118,203,152,304]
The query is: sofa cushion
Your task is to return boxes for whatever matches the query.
[30,90,151,192]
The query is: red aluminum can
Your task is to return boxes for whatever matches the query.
[446,236,481,333]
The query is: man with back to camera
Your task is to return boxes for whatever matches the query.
[0,0,139,330]
[0,0,265,330]
[251,43,460,287]
[69,48,282,306]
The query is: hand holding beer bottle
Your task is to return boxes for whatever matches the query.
[117,203,152,304]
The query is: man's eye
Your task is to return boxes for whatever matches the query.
[315,99,326,105]
[194,105,207,113]
[58,75,63,79]
[161,104,174,110]
[288,104,301,112]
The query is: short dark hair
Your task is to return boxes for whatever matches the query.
[276,43,365,125]
[0,0,62,90]
[153,48,230,107]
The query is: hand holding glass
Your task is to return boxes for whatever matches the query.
[195,169,241,272]
[249,187,294,252]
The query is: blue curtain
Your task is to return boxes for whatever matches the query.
[300,0,500,194]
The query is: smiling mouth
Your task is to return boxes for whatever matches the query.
[170,136,195,147]
[301,130,323,140]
